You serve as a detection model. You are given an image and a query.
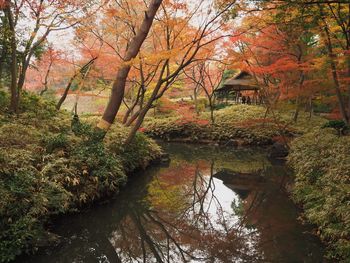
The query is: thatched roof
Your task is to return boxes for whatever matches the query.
[216,71,259,93]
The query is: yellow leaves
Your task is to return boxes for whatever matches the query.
[124,48,182,67]
[79,193,87,203]
[64,176,80,186]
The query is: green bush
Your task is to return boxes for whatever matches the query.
[0,149,71,262]
[0,90,9,111]
[313,100,332,113]
[19,91,57,119]
[288,129,350,261]
[0,92,162,262]
[322,120,349,136]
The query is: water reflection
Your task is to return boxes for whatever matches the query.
[20,144,324,263]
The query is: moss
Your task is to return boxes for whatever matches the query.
[0,92,162,262]
[288,129,350,261]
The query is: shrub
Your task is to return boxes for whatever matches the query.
[0,93,162,262]
[322,120,349,136]
[0,90,9,111]
[142,105,284,145]
[0,149,71,262]
[288,129,350,261]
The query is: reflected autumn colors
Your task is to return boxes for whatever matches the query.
[21,143,324,263]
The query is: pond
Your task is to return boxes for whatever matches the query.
[20,143,324,263]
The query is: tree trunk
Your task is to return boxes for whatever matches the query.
[56,75,76,110]
[97,0,163,131]
[17,57,29,93]
[125,105,151,145]
[347,56,350,118]
[124,76,165,144]
[56,57,96,110]
[125,109,141,127]
[122,86,144,124]
[209,99,215,125]
[122,107,133,124]
[308,96,314,120]
[5,3,18,113]
[320,4,349,123]
[194,87,199,116]
[40,59,53,96]
[0,33,7,89]
[325,33,349,123]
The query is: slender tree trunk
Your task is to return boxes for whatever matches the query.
[125,109,141,127]
[0,36,6,89]
[194,86,199,116]
[56,57,96,110]
[40,59,53,96]
[347,57,350,118]
[97,0,163,131]
[325,35,349,123]
[308,96,314,120]
[293,72,305,123]
[17,57,29,93]
[122,107,133,124]
[56,75,76,110]
[125,104,151,145]
[4,3,18,113]
[320,4,349,123]
[209,99,215,124]
[294,49,305,123]
[122,86,144,124]
[124,75,165,144]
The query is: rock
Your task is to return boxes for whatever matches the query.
[269,142,289,159]
[153,153,171,165]
[160,153,170,163]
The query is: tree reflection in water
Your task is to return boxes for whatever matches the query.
[110,161,263,263]
[21,144,324,263]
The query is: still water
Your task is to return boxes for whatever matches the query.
[21,143,324,263]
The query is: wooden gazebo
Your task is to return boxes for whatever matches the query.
[215,71,260,104]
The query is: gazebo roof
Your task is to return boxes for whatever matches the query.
[216,71,259,93]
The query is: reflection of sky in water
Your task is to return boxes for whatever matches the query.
[204,176,240,228]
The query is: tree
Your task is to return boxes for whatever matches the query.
[223,0,350,123]
[96,0,163,131]
[1,0,101,112]
[120,1,235,144]
[56,56,98,110]
[184,61,227,124]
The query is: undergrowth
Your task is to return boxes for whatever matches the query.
[142,105,326,145]
[0,91,161,262]
[288,128,350,261]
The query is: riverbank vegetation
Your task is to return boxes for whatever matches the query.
[0,91,161,262]
[142,104,326,145]
[289,129,350,260]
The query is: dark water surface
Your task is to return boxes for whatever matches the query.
[20,143,324,263]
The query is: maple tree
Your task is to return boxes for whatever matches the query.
[0,0,102,112]
[184,61,227,124]
[216,0,350,124]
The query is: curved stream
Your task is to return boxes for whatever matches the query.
[21,143,324,262]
